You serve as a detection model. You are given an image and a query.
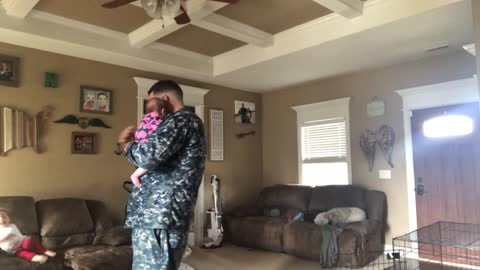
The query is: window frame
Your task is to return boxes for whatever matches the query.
[292,97,352,186]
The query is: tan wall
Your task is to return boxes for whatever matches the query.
[262,50,476,240]
[0,42,262,224]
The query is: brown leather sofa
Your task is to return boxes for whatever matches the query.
[0,196,132,270]
[226,185,387,268]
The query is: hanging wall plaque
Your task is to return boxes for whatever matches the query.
[367,97,385,117]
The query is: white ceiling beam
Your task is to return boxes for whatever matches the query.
[313,0,363,18]
[128,0,227,48]
[2,0,40,18]
[0,10,213,80]
[192,13,274,48]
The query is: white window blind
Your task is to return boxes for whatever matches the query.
[301,118,347,163]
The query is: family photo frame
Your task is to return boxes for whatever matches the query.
[71,132,97,154]
[0,54,19,88]
[80,86,113,114]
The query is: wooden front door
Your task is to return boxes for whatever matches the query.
[412,103,480,265]
[412,102,480,227]
[412,103,480,266]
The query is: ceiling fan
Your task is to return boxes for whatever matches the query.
[102,0,238,25]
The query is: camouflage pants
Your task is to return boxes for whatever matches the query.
[132,228,187,270]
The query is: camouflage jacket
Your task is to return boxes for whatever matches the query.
[124,108,206,229]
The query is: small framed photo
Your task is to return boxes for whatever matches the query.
[80,86,112,114]
[0,54,19,87]
[234,100,256,124]
[71,132,97,154]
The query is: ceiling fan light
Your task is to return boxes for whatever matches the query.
[162,0,182,17]
[140,0,182,20]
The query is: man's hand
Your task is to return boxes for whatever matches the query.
[118,126,136,144]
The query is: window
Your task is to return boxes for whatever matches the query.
[293,98,351,186]
[423,115,473,138]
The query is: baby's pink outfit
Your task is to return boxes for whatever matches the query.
[135,112,162,143]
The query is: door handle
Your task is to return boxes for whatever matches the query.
[415,183,425,196]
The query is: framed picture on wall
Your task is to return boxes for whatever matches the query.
[0,54,19,88]
[71,132,97,154]
[210,109,224,161]
[80,86,113,114]
[234,100,255,124]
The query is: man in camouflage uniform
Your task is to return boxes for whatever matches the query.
[118,80,206,270]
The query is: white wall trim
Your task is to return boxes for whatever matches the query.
[396,77,479,233]
[313,0,364,18]
[292,97,352,185]
[29,10,126,40]
[133,76,210,246]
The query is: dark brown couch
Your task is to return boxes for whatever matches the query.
[0,196,132,270]
[226,185,387,268]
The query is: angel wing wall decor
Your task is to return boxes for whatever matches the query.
[54,115,111,129]
[360,124,395,171]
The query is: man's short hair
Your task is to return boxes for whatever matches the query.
[148,80,183,100]
[97,92,107,99]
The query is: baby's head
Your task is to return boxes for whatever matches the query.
[0,210,11,226]
[146,98,168,118]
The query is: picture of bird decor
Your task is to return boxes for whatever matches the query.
[54,115,111,129]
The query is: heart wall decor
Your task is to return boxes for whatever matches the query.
[360,125,395,172]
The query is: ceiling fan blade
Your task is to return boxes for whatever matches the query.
[102,0,138,8]
[209,0,239,3]
[175,5,191,25]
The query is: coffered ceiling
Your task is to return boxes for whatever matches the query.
[0,0,471,91]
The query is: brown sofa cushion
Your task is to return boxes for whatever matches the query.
[85,200,114,232]
[93,227,131,246]
[258,185,312,216]
[0,197,39,236]
[42,233,95,250]
[37,199,94,237]
[308,185,366,214]
[227,216,285,252]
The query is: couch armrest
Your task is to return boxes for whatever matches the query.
[93,226,131,246]
[227,204,262,217]
[365,191,387,223]
[344,220,380,236]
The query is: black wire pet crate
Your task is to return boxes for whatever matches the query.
[392,221,480,270]
[331,222,480,270]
